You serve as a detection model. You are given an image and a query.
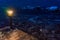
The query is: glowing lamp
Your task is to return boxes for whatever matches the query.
[6,9,14,17]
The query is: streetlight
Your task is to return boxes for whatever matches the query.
[6,8,15,29]
[6,9,14,17]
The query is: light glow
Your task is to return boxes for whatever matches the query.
[6,8,14,17]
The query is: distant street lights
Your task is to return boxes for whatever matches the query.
[6,8,15,29]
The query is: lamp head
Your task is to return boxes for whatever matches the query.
[6,8,15,17]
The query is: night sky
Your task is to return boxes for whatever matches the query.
[0,0,60,8]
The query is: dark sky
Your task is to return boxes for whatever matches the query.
[0,0,60,8]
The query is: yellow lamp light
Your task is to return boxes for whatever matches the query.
[6,9,14,17]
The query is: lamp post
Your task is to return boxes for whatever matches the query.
[6,8,14,29]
